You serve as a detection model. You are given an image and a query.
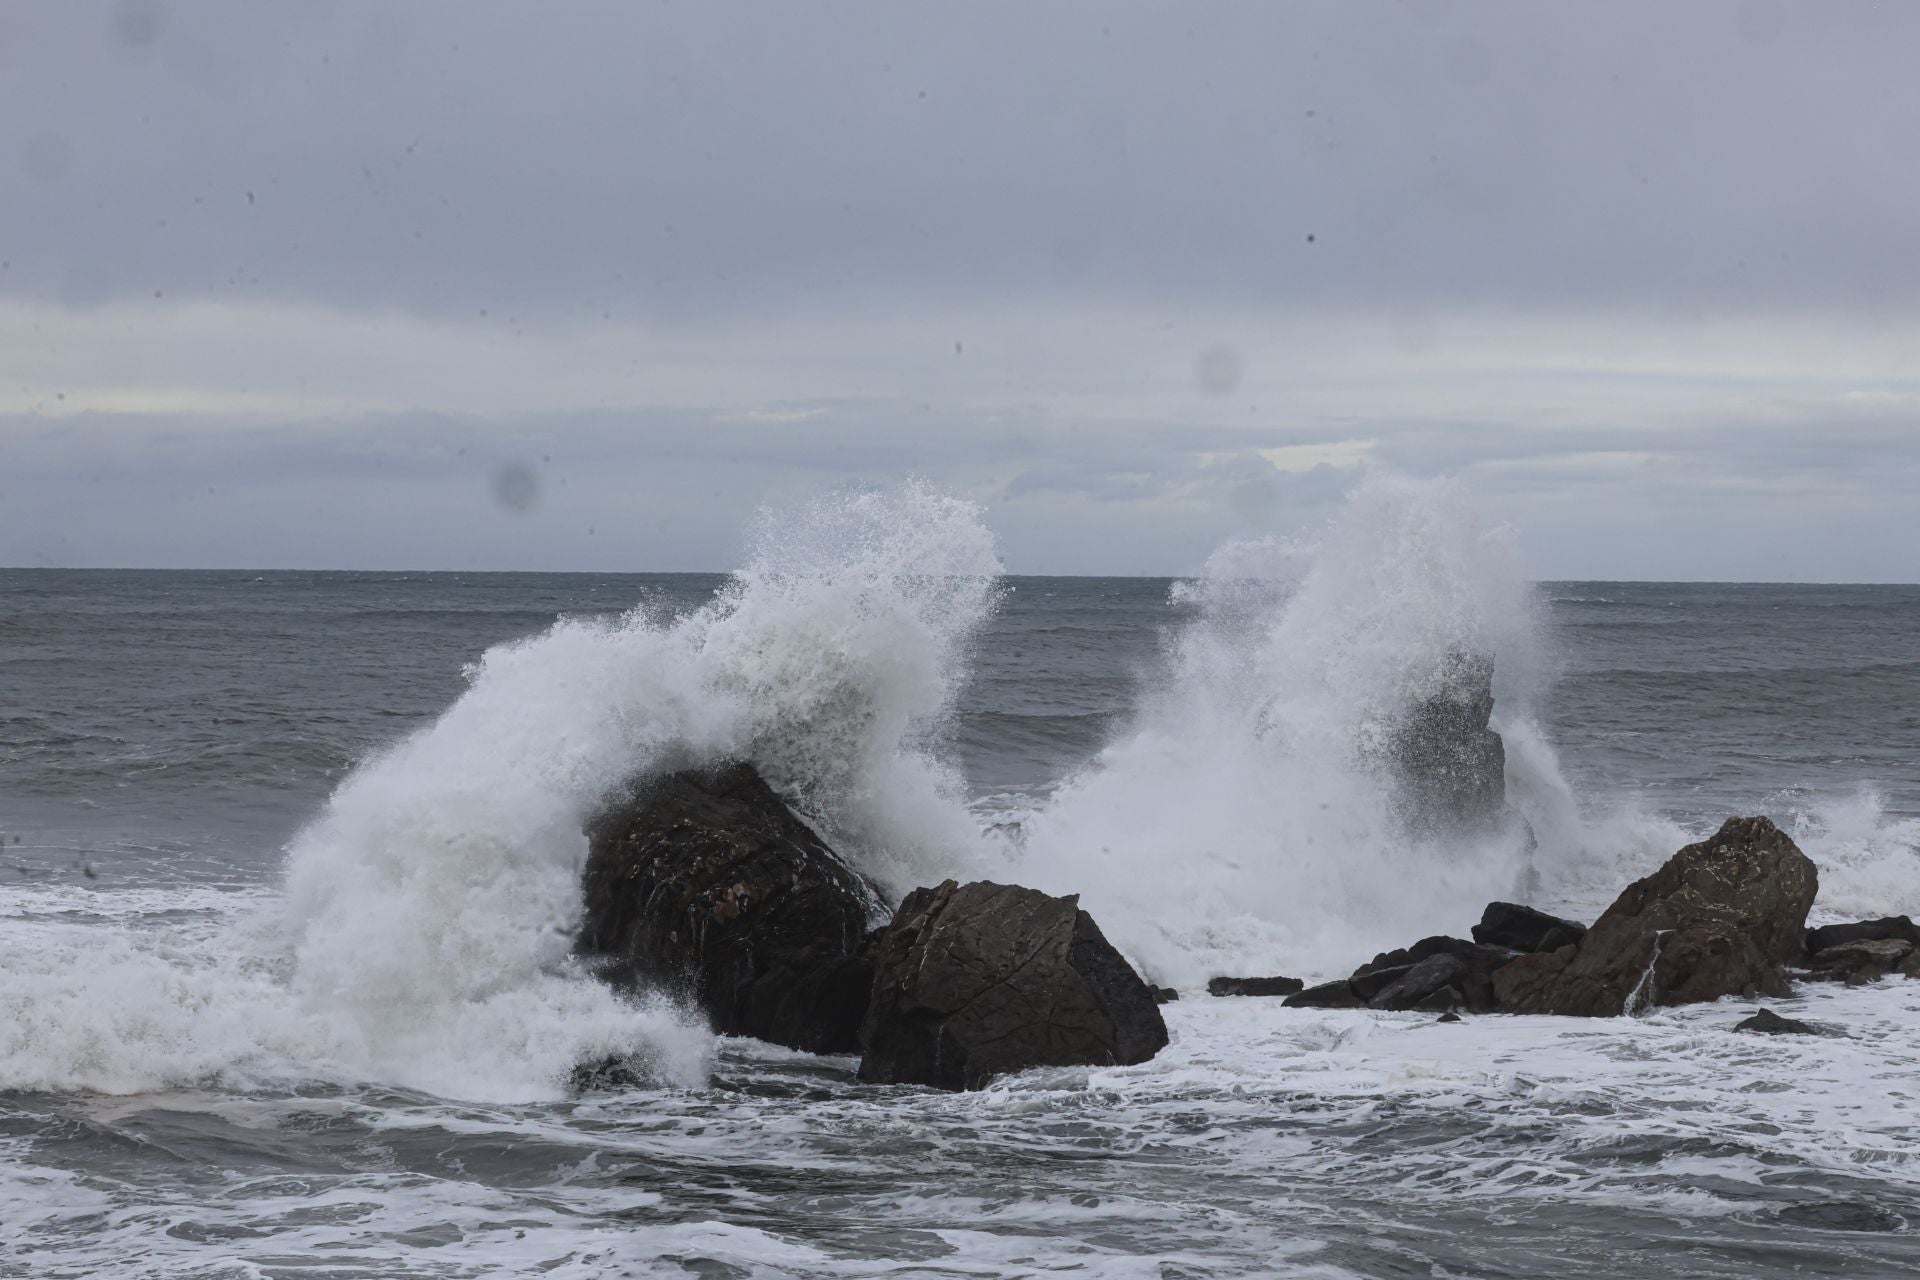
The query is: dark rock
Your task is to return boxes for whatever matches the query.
[578,761,882,1053]
[858,880,1168,1091]
[1771,1202,1906,1233]
[1355,936,1518,1013]
[1150,985,1180,1004]
[1412,985,1465,1014]
[1493,816,1818,1016]
[1369,954,1471,1012]
[1350,962,1415,1002]
[1435,1011,1463,1024]
[1734,1008,1819,1036]
[1207,975,1305,998]
[1282,980,1366,1009]
[1807,937,1912,985]
[1472,901,1588,954]
[1806,915,1920,957]
[1388,650,1507,833]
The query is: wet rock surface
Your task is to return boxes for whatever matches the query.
[1472,901,1587,954]
[1734,1008,1820,1036]
[859,879,1168,1091]
[1494,816,1818,1016]
[578,761,882,1053]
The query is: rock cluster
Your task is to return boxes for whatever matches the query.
[578,761,1167,1090]
[579,767,1886,1093]
[1494,816,1817,1016]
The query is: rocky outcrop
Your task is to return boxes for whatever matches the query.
[1472,902,1587,954]
[1207,975,1304,998]
[1388,650,1507,833]
[578,761,882,1053]
[858,880,1168,1090]
[1807,938,1915,985]
[1353,936,1518,1013]
[1806,915,1920,956]
[1276,936,1514,1013]
[1494,816,1818,1016]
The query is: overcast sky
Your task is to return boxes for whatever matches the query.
[3,1,1918,579]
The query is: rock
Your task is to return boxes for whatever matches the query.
[1354,936,1518,1013]
[1734,1008,1819,1036]
[1807,937,1912,984]
[1806,915,1920,956]
[1369,953,1471,1012]
[1150,985,1180,1004]
[1207,975,1305,998]
[1388,650,1507,833]
[1282,979,1366,1009]
[578,761,882,1053]
[1350,962,1415,1003]
[1493,816,1818,1016]
[1472,902,1588,954]
[1435,1011,1463,1024]
[858,880,1168,1091]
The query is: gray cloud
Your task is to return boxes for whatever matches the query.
[4,2,1919,319]
[2,2,1918,580]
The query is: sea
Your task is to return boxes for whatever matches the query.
[4,477,1919,1278]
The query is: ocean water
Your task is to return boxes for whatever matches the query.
[4,479,1919,1278]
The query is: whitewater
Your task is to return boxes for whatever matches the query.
[4,477,1920,1277]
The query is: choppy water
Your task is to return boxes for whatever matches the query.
[4,480,1920,1277]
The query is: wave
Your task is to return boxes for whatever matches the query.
[4,475,1914,1102]
[1002,477,1688,984]
[0,481,1003,1100]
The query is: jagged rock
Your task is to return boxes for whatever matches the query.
[1472,902,1587,954]
[858,880,1168,1090]
[1807,937,1913,985]
[1734,1008,1819,1036]
[578,761,882,1053]
[1208,975,1305,998]
[1282,979,1366,1009]
[1388,650,1507,833]
[1150,985,1180,1004]
[1493,816,1818,1017]
[1806,915,1920,956]
[1354,936,1518,1013]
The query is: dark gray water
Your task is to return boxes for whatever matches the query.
[4,565,1920,1278]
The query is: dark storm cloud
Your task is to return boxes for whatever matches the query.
[4,1,1918,319]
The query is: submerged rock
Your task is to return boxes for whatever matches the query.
[1207,975,1304,998]
[578,761,882,1053]
[1493,816,1818,1017]
[1734,1008,1820,1036]
[1472,902,1587,954]
[1150,985,1181,1004]
[859,880,1168,1091]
